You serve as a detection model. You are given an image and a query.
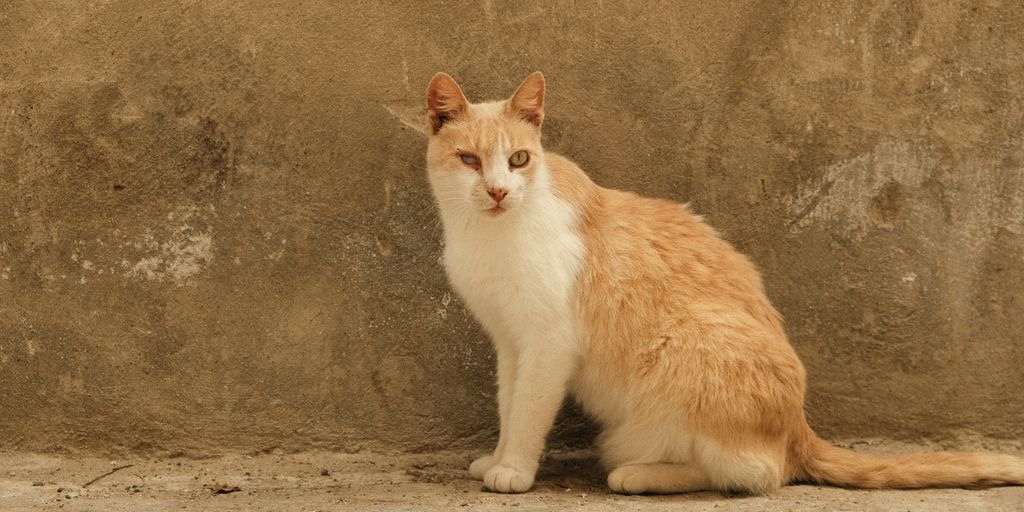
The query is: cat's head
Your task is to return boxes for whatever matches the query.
[425,72,546,219]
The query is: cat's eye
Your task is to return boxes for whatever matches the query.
[460,153,479,167]
[509,151,529,168]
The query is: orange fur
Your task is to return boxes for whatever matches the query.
[426,72,1024,494]
[551,149,1024,492]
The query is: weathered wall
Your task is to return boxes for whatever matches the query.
[1,1,1022,456]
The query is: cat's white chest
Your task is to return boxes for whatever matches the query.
[441,193,584,347]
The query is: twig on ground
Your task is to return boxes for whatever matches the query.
[204,482,242,494]
[83,464,134,488]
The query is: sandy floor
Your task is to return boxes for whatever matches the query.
[2,446,1023,511]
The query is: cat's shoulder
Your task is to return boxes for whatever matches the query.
[544,152,717,243]
[544,152,601,208]
[544,152,694,214]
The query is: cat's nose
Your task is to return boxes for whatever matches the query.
[487,187,508,203]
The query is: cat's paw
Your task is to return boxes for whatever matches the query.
[483,465,534,493]
[607,465,647,494]
[469,454,497,479]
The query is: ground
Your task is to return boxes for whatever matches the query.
[2,445,1022,511]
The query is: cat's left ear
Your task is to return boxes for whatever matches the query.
[507,72,545,127]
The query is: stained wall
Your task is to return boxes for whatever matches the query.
[1,1,1022,455]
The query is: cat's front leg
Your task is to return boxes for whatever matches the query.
[469,342,517,479]
[482,332,577,493]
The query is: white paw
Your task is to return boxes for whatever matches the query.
[469,454,497,479]
[608,465,647,495]
[483,465,534,493]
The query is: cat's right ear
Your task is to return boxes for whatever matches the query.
[426,73,469,135]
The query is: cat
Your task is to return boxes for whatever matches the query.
[423,71,1024,495]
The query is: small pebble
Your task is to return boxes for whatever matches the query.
[320,468,330,476]
[32,481,44,486]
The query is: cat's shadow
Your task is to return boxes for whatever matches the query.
[413,451,754,500]
[532,451,750,501]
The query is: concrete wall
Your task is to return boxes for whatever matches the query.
[2,1,1022,456]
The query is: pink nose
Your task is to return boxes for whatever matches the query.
[487,187,508,202]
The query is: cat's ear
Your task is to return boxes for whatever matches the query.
[507,72,545,127]
[426,72,469,135]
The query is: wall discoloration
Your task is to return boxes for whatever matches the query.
[124,206,216,285]
[1,1,1022,456]
[787,141,937,239]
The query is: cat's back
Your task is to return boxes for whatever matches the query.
[547,152,718,242]
[547,153,757,293]
[546,153,784,341]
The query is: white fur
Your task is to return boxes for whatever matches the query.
[436,165,582,344]
[430,156,585,493]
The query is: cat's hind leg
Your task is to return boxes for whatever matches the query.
[694,439,786,495]
[600,420,712,494]
[606,446,785,495]
[599,420,784,495]
[608,463,710,494]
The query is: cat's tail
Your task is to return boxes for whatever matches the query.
[795,429,1024,489]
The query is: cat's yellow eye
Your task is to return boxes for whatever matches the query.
[509,151,529,168]
[460,153,479,167]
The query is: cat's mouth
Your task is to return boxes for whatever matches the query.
[485,205,507,216]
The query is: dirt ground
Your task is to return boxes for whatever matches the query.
[2,441,1023,511]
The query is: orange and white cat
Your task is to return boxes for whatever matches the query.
[424,72,1024,495]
